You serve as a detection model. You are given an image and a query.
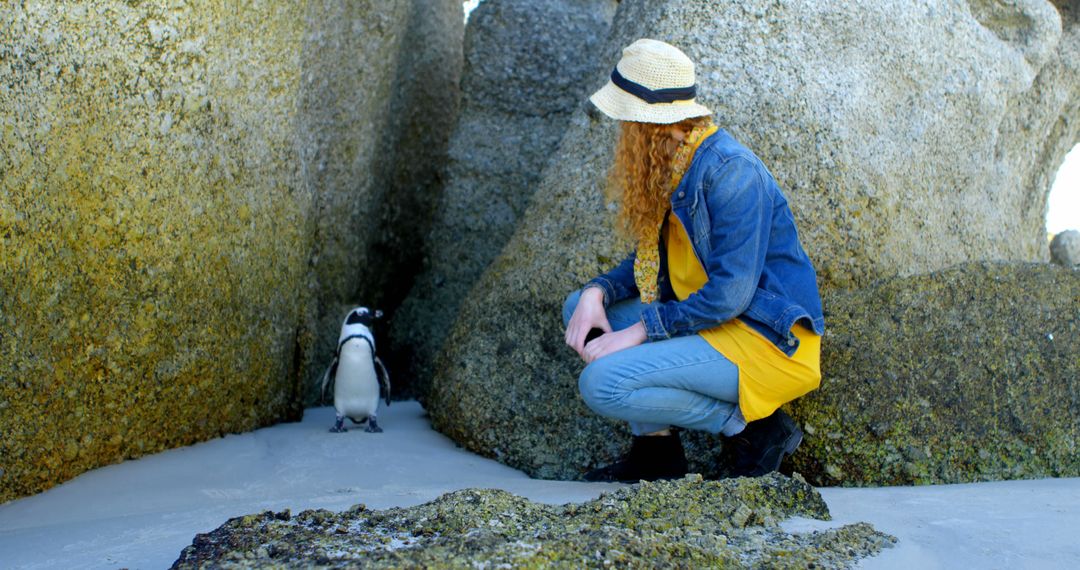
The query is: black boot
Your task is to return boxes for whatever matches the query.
[584,432,689,483]
[725,410,802,477]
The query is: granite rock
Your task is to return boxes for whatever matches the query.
[786,262,1080,485]
[389,0,617,399]
[426,0,1079,485]
[171,474,895,569]
[0,0,462,502]
[1050,229,1080,266]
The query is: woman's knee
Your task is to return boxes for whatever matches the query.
[578,359,620,413]
[561,289,582,328]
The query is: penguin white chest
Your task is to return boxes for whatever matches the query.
[334,339,380,420]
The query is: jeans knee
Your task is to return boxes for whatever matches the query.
[578,359,617,413]
[562,289,582,328]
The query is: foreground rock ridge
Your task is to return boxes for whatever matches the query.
[389,0,618,400]
[427,0,1080,484]
[0,1,463,502]
[171,474,895,569]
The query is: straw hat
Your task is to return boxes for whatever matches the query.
[589,38,711,124]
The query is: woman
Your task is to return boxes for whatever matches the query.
[563,39,825,483]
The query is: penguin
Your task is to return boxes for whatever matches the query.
[320,307,391,433]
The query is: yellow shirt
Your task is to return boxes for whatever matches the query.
[662,211,822,421]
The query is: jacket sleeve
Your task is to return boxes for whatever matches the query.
[584,250,640,308]
[639,156,771,341]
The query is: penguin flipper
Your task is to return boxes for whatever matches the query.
[374,356,391,406]
[319,358,339,405]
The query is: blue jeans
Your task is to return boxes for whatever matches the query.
[562,289,746,436]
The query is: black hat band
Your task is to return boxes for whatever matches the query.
[610,67,697,104]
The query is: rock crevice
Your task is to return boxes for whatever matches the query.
[389,0,618,399]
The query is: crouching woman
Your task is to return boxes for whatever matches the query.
[563,39,825,482]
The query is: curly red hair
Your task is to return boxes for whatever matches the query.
[606,115,713,240]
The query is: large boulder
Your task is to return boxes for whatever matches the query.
[0,0,462,503]
[389,0,617,399]
[1050,229,1080,266]
[786,262,1079,485]
[171,474,894,568]
[427,0,1079,483]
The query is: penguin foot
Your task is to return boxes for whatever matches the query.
[365,417,383,433]
[330,415,347,433]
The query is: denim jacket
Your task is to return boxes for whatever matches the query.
[585,129,825,357]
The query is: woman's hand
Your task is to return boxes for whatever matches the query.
[583,321,647,363]
[565,287,612,358]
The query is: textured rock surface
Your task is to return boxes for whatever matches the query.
[1050,229,1080,266]
[787,262,1080,485]
[389,0,617,399]
[0,1,462,502]
[171,474,894,568]
[427,0,1080,483]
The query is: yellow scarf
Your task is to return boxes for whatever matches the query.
[633,122,718,303]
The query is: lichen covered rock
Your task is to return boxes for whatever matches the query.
[787,262,1080,485]
[426,0,1079,484]
[389,0,616,399]
[171,474,894,568]
[0,1,462,502]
